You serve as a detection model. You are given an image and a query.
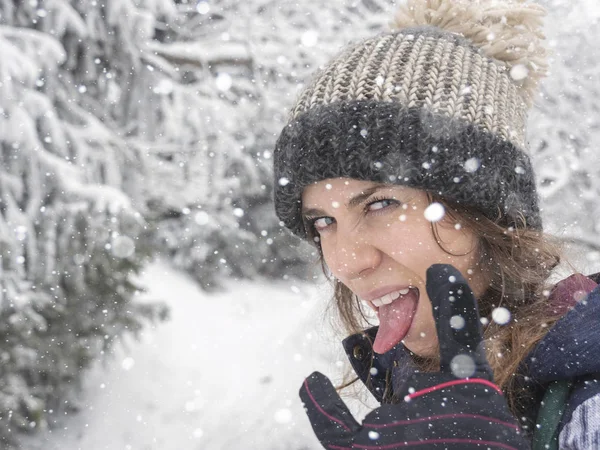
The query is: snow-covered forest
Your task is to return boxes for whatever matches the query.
[1,0,600,448]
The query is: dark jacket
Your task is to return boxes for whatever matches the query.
[342,273,600,448]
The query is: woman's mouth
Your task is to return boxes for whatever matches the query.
[370,287,411,307]
[365,287,419,354]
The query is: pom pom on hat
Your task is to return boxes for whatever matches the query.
[392,0,548,106]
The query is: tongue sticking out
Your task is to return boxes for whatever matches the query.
[373,289,418,354]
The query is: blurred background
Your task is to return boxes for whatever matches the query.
[1,0,600,448]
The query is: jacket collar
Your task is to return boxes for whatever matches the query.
[342,273,600,403]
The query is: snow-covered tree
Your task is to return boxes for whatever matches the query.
[530,0,600,263]
[0,0,174,445]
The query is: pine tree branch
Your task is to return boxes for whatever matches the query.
[146,40,252,69]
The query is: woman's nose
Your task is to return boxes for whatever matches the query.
[326,233,382,282]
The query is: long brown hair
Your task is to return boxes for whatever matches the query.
[314,192,564,417]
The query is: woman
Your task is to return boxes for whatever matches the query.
[273,0,600,448]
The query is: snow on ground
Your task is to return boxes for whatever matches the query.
[18,249,599,449]
[20,261,373,450]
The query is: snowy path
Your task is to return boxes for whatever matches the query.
[21,261,367,450]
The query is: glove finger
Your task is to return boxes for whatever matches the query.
[299,371,360,448]
[426,264,492,378]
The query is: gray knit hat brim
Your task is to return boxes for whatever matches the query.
[274,100,541,238]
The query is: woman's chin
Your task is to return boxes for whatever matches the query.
[402,336,438,358]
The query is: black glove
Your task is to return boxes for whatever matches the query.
[299,264,530,449]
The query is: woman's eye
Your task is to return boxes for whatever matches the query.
[367,198,398,211]
[313,217,334,231]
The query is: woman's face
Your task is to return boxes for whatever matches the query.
[301,178,489,357]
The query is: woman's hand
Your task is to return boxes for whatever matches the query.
[299,264,530,449]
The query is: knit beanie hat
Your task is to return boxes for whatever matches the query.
[273,0,548,239]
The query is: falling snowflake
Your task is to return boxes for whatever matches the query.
[450,354,476,378]
[368,430,380,440]
[464,157,480,173]
[274,408,293,424]
[424,202,445,222]
[492,307,511,325]
[196,1,209,14]
[111,236,135,258]
[216,73,233,91]
[154,79,174,95]
[15,226,27,241]
[510,64,529,81]
[195,211,210,225]
[301,30,318,47]
[450,315,465,330]
[121,357,135,371]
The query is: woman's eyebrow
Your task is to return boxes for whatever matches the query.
[347,185,387,208]
[301,184,388,217]
[301,207,326,218]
